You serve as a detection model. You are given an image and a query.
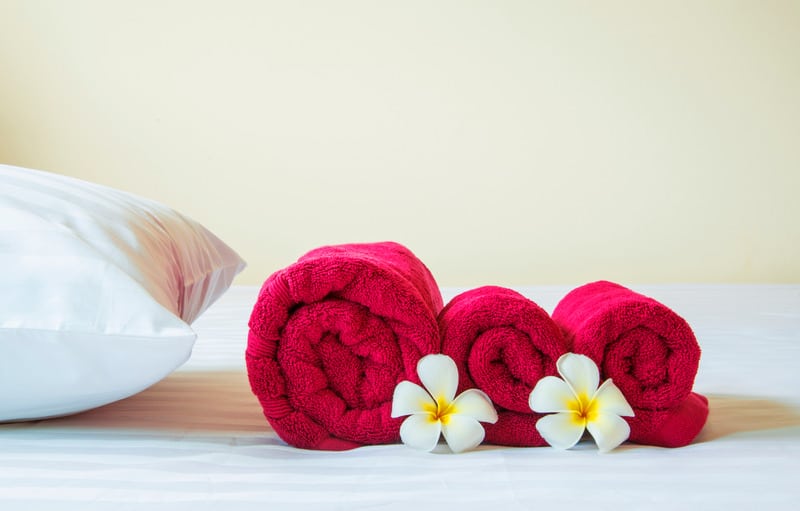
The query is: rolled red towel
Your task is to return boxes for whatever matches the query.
[439,286,568,446]
[551,281,708,447]
[246,242,443,450]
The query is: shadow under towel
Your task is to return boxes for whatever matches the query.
[246,242,443,450]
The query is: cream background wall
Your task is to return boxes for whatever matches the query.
[1,0,798,286]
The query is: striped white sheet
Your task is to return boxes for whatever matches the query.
[1,285,798,510]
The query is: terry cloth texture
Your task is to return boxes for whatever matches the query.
[246,242,443,450]
[552,281,708,447]
[439,286,568,446]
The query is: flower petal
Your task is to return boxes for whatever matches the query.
[399,413,442,451]
[417,354,458,404]
[450,389,498,424]
[535,412,586,450]
[529,376,576,413]
[593,379,635,417]
[557,353,600,397]
[391,381,436,418]
[441,415,485,453]
[586,412,631,452]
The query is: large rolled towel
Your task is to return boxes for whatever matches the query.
[552,281,708,447]
[439,286,568,446]
[246,242,443,450]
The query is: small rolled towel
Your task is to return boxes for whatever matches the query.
[552,281,708,447]
[439,286,568,446]
[246,242,443,450]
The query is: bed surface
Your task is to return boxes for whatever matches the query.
[2,284,798,510]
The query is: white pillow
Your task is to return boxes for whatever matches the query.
[0,164,245,421]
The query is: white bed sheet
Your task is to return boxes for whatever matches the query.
[1,284,798,510]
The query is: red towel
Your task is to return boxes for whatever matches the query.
[439,286,568,446]
[246,242,443,450]
[552,281,708,447]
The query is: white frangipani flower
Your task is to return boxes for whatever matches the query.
[529,353,635,452]
[391,354,498,453]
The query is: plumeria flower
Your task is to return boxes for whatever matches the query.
[391,354,498,453]
[529,353,635,452]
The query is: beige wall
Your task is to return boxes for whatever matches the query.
[1,0,798,286]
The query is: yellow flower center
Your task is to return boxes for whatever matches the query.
[423,395,456,425]
[568,392,599,426]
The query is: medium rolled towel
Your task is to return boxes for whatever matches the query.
[439,286,568,446]
[552,281,708,447]
[246,242,443,450]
